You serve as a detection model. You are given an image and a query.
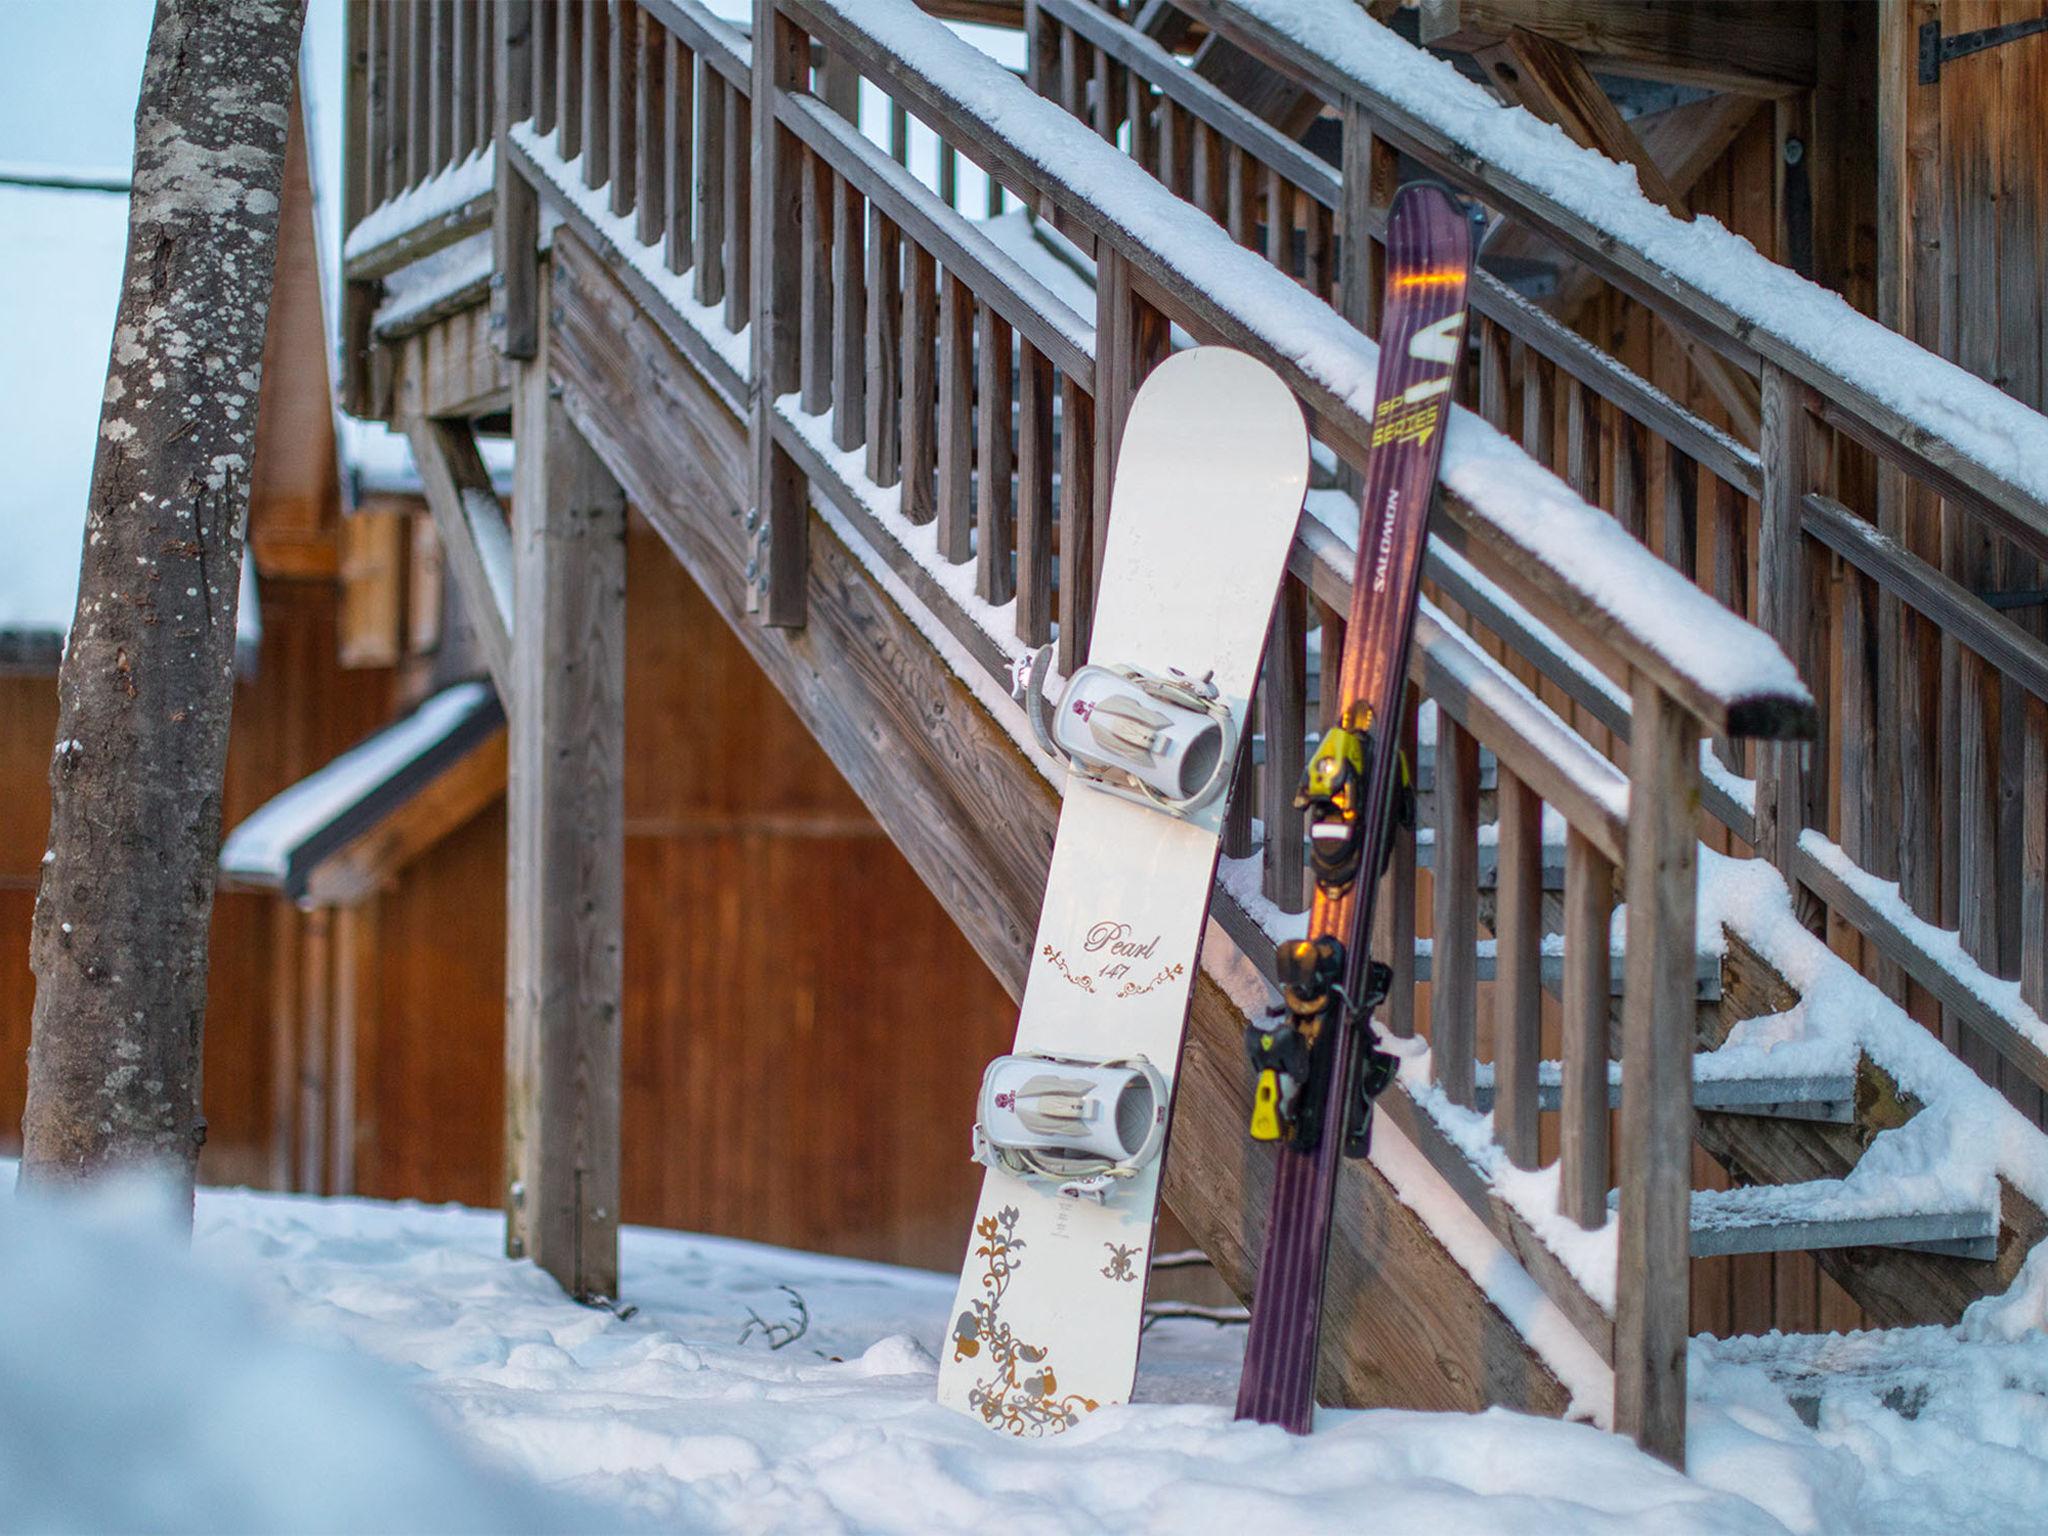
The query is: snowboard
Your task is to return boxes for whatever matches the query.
[1235,184,1474,1434]
[938,347,1309,1436]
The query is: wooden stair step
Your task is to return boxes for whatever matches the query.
[1683,1181,1998,1260]
[1469,1058,1855,1122]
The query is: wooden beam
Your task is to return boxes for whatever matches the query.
[303,729,510,907]
[398,411,514,699]
[504,290,627,1304]
[1420,0,1815,97]
[545,230,1569,1417]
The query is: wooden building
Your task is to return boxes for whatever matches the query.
[9,0,2048,1471]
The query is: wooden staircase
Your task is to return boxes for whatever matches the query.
[335,0,2048,1470]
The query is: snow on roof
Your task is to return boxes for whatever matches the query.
[219,680,502,898]
[1233,0,2048,512]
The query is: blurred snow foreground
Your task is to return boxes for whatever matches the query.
[2,1175,2046,1535]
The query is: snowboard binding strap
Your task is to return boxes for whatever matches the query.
[971,1052,1170,1202]
[1015,644,1237,819]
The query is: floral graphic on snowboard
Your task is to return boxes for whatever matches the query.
[951,1206,1099,1435]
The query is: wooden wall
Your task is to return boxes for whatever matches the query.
[0,580,395,1180]
[350,515,1019,1271]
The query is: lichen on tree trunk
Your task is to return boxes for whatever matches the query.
[19,0,307,1205]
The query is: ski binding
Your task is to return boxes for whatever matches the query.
[971,1052,1169,1201]
[1015,643,1236,818]
[1245,936,1395,1153]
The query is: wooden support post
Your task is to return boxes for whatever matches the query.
[494,0,540,360]
[505,302,626,1301]
[1493,767,1543,1169]
[1558,829,1611,1227]
[750,2,807,625]
[1614,677,1700,1468]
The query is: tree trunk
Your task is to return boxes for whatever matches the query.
[19,0,306,1205]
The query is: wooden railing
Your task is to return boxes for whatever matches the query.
[341,0,1823,1464]
[1042,0,2048,1121]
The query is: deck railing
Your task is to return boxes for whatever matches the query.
[1034,0,2048,1122]
[341,0,1829,1463]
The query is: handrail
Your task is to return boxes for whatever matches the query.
[788,0,1812,741]
[1181,0,2048,549]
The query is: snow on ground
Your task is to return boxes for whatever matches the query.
[4,1170,2047,1533]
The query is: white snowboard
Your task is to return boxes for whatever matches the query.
[938,348,1309,1435]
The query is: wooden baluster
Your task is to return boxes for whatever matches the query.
[1190,123,1217,224]
[1663,442,1699,580]
[474,1,494,156]
[1613,409,1649,548]
[889,101,909,165]
[1057,22,1081,122]
[1757,363,1826,914]
[1015,343,1055,647]
[938,141,958,209]
[692,70,724,306]
[799,152,832,415]
[1494,767,1544,1170]
[832,175,867,454]
[1318,603,1346,731]
[1477,317,1510,431]
[555,0,580,162]
[748,1,806,627]
[1565,378,1597,505]
[1124,66,1152,173]
[1375,686,1420,1038]
[1839,562,1881,903]
[1092,42,1114,142]
[609,2,636,220]
[1711,475,1749,772]
[1958,647,2001,1055]
[531,0,554,139]
[449,1,473,163]
[1226,144,1254,248]
[937,274,975,564]
[977,307,1016,605]
[1521,347,1555,470]
[900,245,938,526]
[723,85,750,333]
[1303,193,1332,301]
[430,0,453,172]
[1058,380,1095,674]
[1263,167,1289,276]
[2024,696,2048,1026]
[1559,829,1612,1227]
[1432,717,1481,1109]
[409,0,432,184]
[1223,727,1255,861]
[635,6,664,248]
[1262,579,1309,913]
[866,208,903,489]
[1615,678,1701,1468]
[493,0,540,361]
[581,0,607,190]
[1161,99,1192,200]
[663,37,693,275]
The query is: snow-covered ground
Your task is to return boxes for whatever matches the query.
[4,1172,2046,1533]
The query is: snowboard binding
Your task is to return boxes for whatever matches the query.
[1297,725,1415,895]
[1015,644,1238,818]
[971,1052,1170,1202]
[1246,936,1394,1151]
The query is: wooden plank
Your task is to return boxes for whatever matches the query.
[398,412,514,699]
[1014,341,1054,646]
[865,207,903,488]
[494,0,541,361]
[1492,766,1543,1168]
[1613,676,1701,1467]
[694,70,726,306]
[1431,717,1481,1109]
[1558,829,1611,1227]
[1420,0,1811,94]
[832,172,866,453]
[975,305,1015,606]
[1260,578,1307,913]
[750,5,805,626]
[505,303,627,1301]
[936,274,975,564]
[900,243,939,526]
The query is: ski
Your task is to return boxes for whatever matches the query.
[1234,183,1475,1434]
[938,348,1309,1436]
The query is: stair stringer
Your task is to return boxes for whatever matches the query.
[543,227,1580,1419]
